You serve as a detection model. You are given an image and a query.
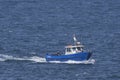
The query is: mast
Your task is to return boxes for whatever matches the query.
[73,34,77,45]
[73,34,81,46]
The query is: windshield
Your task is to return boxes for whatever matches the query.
[67,48,71,52]
[77,47,81,50]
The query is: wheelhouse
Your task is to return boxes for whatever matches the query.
[65,44,84,55]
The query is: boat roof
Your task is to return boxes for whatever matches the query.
[65,45,84,48]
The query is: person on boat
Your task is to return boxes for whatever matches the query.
[56,51,61,55]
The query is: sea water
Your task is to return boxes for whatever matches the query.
[0,0,120,80]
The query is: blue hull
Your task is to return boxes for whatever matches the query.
[45,52,92,62]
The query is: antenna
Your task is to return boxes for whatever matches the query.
[73,34,77,45]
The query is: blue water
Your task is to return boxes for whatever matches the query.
[0,0,120,80]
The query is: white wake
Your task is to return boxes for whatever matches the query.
[0,54,95,64]
[0,54,46,63]
[48,59,95,64]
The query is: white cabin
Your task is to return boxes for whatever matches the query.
[65,42,84,55]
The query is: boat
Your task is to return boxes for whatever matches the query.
[45,35,93,63]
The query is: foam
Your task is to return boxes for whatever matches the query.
[0,54,95,64]
[0,54,46,62]
[48,59,95,64]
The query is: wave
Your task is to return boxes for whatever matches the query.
[0,54,46,63]
[48,59,95,64]
[0,54,95,64]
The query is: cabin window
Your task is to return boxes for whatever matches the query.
[77,47,81,50]
[72,47,76,51]
[67,48,71,52]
